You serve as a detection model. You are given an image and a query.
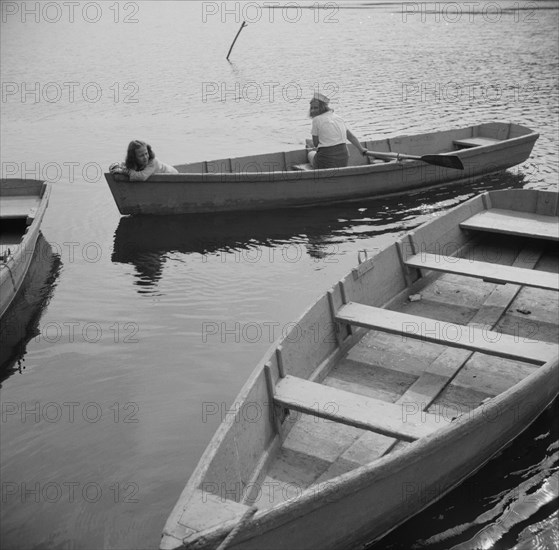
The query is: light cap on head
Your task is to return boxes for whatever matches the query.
[312,92,330,104]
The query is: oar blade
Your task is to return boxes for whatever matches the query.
[420,154,464,170]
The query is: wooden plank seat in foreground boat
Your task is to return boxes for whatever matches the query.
[405,253,559,291]
[273,375,444,442]
[460,209,559,241]
[335,303,555,365]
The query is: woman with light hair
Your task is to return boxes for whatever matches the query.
[307,92,368,169]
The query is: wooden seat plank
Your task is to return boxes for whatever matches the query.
[0,196,41,220]
[453,137,501,148]
[274,375,446,441]
[405,253,558,291]
[460,209,559,241]
[336,302,555,365]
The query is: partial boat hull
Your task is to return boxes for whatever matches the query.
[0,179,50,318]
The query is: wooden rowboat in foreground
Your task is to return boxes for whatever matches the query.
[106,122,538,215]
[161,188,558,550]
[0,179,51,318]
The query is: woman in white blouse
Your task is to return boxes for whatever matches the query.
[307,93,368,169]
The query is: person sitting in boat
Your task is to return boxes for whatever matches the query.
[307,93,368,169]
[109,140,178,181]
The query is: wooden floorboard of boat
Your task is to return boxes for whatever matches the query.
[281,414,364,462]
[264,446,331,488]
[450,354,537,395]
[346,331,444,378]
[432,247,558,413]
[323,358,418,403]
[396,245,544,405]
[259,415,369,507]
[177,489,251,538]
[501,288,559,332]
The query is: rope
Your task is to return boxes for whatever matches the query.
[216,506,257,550]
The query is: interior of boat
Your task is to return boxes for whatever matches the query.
[253,232,557,505]
[0,180,45,261]
[187,195,558,520]
[0,218,28,260]
[173,122,533,175]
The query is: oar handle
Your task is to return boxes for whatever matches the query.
[365,151,419,161]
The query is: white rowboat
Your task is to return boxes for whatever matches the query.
[161,188,558,550]
[106,122,538,215]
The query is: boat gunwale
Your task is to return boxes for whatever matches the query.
[108,125,539,185]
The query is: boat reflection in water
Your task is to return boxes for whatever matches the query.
[111,203,354,286]
[0,234,61,386]
[111,172,527,291]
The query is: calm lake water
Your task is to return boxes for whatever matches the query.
[1,1,558,549]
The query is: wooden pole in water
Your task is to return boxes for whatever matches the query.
[226,21,247,60]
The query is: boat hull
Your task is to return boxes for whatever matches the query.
[161,188,558,550]
[107,123,538,215]
[0,179,50,318]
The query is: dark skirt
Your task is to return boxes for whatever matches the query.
[315,143,349,169]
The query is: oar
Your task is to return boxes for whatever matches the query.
[366,150,464,170]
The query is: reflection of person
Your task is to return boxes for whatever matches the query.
[307,93,368,169]
[109,140,178,181]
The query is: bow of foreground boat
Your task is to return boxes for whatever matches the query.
[107,122,538,215]
[161,188,558,550]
